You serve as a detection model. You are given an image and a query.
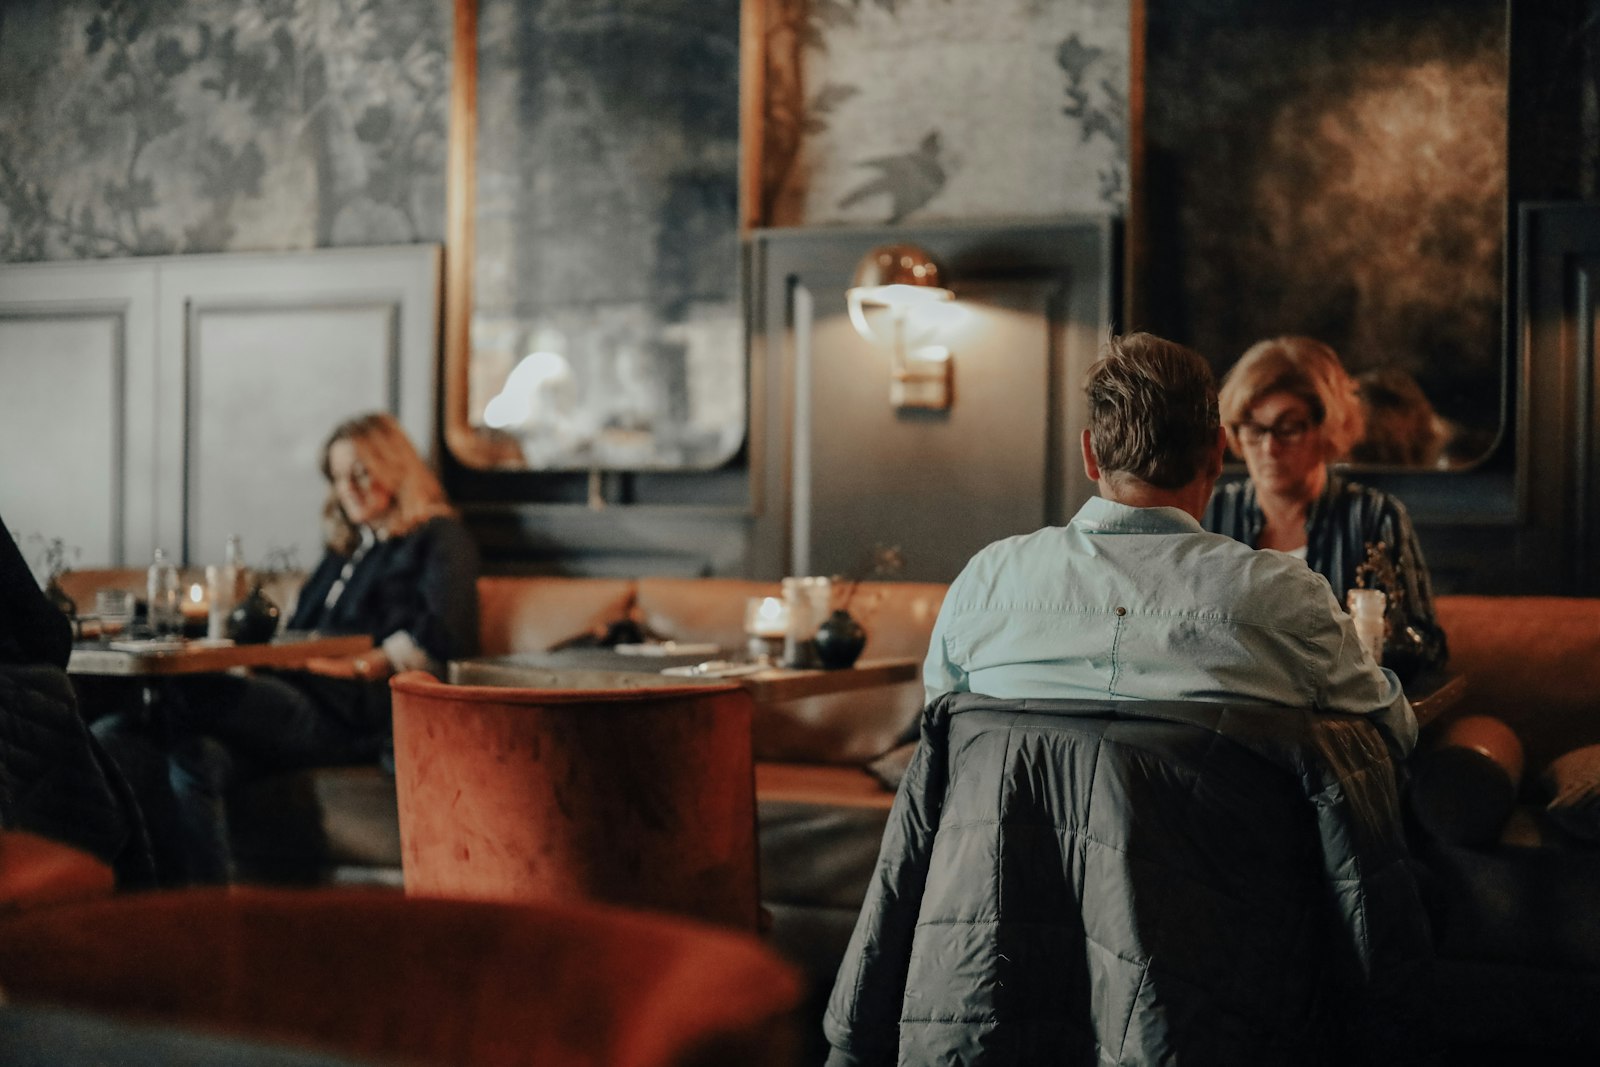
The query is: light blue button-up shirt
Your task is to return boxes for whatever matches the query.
[924,496,1418,755]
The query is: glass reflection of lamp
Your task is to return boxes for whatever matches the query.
[482,345,580,469]
[846,244,956,410]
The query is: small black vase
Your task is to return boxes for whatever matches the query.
[227,582,280,644]
[814,609,867,669]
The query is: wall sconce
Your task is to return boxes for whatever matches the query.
[846,244,956,411]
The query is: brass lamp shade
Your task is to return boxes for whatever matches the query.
[850,244,948,293]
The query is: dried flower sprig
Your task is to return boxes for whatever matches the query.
[1352,539,1406,622]
[834,543,906,613]
[259,545,302,576]
[28,534,79,582]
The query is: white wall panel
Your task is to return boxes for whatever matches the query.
[187,303,396,568]
[0,313,121,568]
[0,261,157,567]
[159,246,440,567]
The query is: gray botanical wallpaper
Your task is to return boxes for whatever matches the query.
[0,0,450,262]
[1,0,1126,258]
[763,0,1128,226]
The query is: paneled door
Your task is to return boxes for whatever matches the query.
[0,245,439,573]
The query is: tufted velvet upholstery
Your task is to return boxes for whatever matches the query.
[391,672,760,931]
[0,887,801,1067]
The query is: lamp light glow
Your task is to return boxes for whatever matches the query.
[846,244,957,411]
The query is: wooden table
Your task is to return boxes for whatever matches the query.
[68,633,372,677]
[448,650,919,705]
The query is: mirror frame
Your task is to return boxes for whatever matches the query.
[1124,0,1512,475]
[442,0,768,472]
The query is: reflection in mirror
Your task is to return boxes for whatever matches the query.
[459,0,745,471]
[1135,0,1507,469]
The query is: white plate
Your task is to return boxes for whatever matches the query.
[189,637,236,649]
[108,639,187,653]
[661,661,767,679]
[614,641,721,657]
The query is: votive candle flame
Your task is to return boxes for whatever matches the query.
[181,582,209,619]
[747,596,788,638]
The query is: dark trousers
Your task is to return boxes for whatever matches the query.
[92,672,385,885]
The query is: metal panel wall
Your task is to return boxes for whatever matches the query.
[752,220,1115,583]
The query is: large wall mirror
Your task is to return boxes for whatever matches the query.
[445,0,748,472]
[1132,0,1508,471]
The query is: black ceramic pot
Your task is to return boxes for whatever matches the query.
[814,609,867,669]
[227,583,281,644]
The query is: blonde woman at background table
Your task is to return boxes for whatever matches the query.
[1202,337,1447,678]
[94,413,479,884]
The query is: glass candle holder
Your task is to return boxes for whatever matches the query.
[1346,588,1387,666]
[94,588,134,637]
[745,596,788,662]
[780,576,832,668]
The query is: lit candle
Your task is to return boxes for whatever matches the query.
[181,582,209,620]
[746,596,788,638]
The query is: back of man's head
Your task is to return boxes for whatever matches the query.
[1086,333,1220,490]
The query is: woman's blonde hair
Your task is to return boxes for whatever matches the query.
[1218,336,1365,461]
[320,412,455,554]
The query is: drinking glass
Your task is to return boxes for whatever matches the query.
[94,588,135,637]
[744,596,787,662]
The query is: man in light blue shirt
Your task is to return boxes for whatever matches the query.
[924,332,1417,756]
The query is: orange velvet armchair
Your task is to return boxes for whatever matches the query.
[0,887,801,1067]
[389,672,760,930]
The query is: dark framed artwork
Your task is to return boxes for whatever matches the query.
[1130,0,1508,469]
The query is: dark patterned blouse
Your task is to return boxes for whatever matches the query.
[1203,472,1448,677]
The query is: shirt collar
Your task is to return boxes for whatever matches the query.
[1071,495,1206,535]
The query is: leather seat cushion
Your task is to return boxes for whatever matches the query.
[477,577,634,656]
[1434,596,1600,771]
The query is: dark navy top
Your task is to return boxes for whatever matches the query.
[290,515,480,667]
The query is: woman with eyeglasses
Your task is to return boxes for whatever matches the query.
[1203,336,1447,678]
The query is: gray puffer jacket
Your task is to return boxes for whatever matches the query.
[824,694,1432,1066]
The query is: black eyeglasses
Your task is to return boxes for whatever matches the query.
[1234,418,1313,446]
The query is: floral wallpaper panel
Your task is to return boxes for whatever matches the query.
[763,0,1128,227]
[0,0,450,262]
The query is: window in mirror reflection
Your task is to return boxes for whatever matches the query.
[469,0,744,471]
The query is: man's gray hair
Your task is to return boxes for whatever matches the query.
[1086,333,1220,490]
